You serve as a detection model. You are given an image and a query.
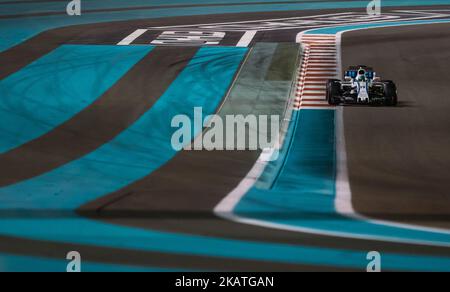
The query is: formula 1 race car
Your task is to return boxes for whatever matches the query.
[326,66,398,106]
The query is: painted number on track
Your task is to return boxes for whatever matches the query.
[151,31,226,45]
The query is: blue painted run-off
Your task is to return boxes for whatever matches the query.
[234,17,450,251]
[1,0,450,52]
[0,253,175,272]
[234,108,450,246]
[0,44,153,154]
[0,108,447,272]
[1,9,450,271]
[307,18,450,34]
[0,0,356,15]
[0,46,247,209]
[1,46,449,271]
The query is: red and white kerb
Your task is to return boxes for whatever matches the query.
[294,34,338,110]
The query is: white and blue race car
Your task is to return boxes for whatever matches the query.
[326,65,398,106]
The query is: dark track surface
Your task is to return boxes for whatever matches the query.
[342,23,450,229]
[1,5,450,271]
[0,0,363,19]
[0,8,357,78]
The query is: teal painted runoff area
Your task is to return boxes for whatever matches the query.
[307,18,450,34]
[0,46,247,209]
[0,0,353,15]
[0,44,153,153]
[0,253,175,272]
[1,1,450,52]
[235,109,450,246]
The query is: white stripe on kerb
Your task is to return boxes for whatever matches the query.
[305,85,326,89]
[303,90,326,94]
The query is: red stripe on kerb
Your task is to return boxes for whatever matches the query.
[300,104,329,106]
[294,34,338,110]
[302,92,325,97]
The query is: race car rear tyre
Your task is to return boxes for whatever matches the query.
[326,79,341,105]
[383,81,398,106]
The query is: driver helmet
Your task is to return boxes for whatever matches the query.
[356,68,366,81]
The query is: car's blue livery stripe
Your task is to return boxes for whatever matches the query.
[0,44,153,154]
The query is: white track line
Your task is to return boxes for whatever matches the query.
[214,151,272,216]
[117,29,148,45]
[333,30,450,235]
[236,30,258,47]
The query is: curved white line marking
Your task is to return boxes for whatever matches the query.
[215,19,450,247]
[334,27,450,235]
[335,105,450,235]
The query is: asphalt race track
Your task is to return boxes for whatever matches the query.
[1,0,450,272]
[342,23,450,229]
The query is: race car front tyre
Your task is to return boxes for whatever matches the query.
[326,79,341,105]
[383,81,398,106]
